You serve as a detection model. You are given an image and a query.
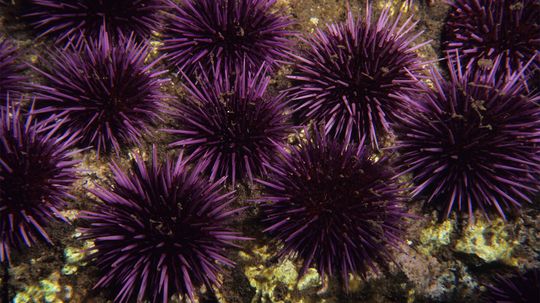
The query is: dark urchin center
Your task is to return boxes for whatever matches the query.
[214,98,266,154]
[1,147,54,211]
[214,22,252,55]
[443,117,491,170]
[295,162,371,225]
[83,68,149,125]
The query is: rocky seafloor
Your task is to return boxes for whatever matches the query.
[1,0,539,303]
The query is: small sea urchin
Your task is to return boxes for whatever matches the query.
[31,30,167,155]
[444,0,540,78]
[1,101,79,263]
[288,6,427,148]
[165,66,291,186]
[161,0,293,76]
[26,0,168,42]
[484,269,540,303]
[0,38,25,100]
[394,57,540,220]
[257,128,408,284]
[81,147,245,303]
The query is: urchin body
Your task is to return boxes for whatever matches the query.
[258,129,408,284]
[81,148,244,303]
[26,0,167,41]
[161,0,293,77]
[444,0,540,78]
[165,67,291,186]
[0,102,79,263]
[31,31,166,155]
[288,7,425,148]
[394,58,540,219]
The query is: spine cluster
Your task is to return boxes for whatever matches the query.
[0,0,538,302]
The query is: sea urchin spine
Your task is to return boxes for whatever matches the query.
[0,38,25,100]
[81,147,246,303]
[1,100,80,263]
[31,30,167,155]
[484,268,540,303]
[288,5,427,148]
[161,0,293,77]
[257,128,408,285]
[26,0,169,42]
[165,65,291,186]
[394,56,540,220]
[444,0,540,79]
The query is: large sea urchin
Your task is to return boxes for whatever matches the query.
[0,38,25,100]
[165,66,291,186]
[25,0,168,42]
[444,0,540,78]
[484,268,540,303]
[161,0,293,76]
[1,101,79,263]
[288,6,427,148]
[257,128,408,285]
[31,30,167,155]
[81,147,245,303]
[394,57,540,220]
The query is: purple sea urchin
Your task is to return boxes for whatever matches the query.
[288,7,427,148]
[165,66,291,186]
[31,30,167,155]
[161,0,293,76]
[81,147,245,303]
[0,38,25,100]
[394,57,540,220]
[444,0,540,78]
[484,269,540,303]
[26,0,168,42]
[0,101,79,263]
[257,128,408,285]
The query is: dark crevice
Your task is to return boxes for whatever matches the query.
[1,262,9,303]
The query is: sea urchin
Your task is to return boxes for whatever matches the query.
[81,147,245,303]
[394,57,540,220]
[165,66,291,186]
[288,6,427,148]
[25,0,168,42]
[257,128,408,285]
[161,0,293,76]
[31,30,167,155]
[444,0,540,78]
[0,38,25,100]
[1,100,79,263]
[484,268,540,303]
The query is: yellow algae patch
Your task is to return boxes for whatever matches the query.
[61,239,94,276]
[377,0,418,15]
[241,245,321,303]
[455,218,519,265]
[13,272,73,303]
[418,220,454,255]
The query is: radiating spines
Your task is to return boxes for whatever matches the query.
[31,30,167,155]
[161,0,293,77]
[0,100,79,263]
[26,0,169,42]
[394,56,540,220]
[288,6,426,148]
[81,146,245,303]
[165,65,291,186]
[484,269,540,303]
[444,0,540,79]
[0,38,26,100]
[257,128,408,285]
